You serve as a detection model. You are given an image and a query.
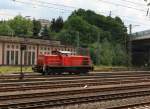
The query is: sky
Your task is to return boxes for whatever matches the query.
[0,0,150,33]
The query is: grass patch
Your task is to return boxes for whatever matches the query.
[94,65,127,71]
[0,66,32,74]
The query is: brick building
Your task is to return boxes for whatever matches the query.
[0,36,76,66]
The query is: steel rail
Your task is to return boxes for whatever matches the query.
[1,83,150,101]
[1,74,150,83]
[1,87,150,109]
[1,78,150,92]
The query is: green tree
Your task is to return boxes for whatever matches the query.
[61,16,103,45]
[50,17,64,33]
[58,29,79,45]
[41,25,49,39]
[0,21,14,36]
[60,9,128,66]
[33,19,41,37]
[112,44,128,65]
[8,15,33,37]
[70,9,127,44]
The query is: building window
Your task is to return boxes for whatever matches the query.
[16,45,19,49]
[7,45,10,48]
[28,51,31,65]
[33,46,35,50]
[15,51,18,65]
[29,46,31,50]
[24,51,28,65]
[11,51,14,65]
[6,51,10,65]
[12,45,14,49]
[32,52,35,65]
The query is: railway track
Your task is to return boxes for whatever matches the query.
[1,72,150,109]
[1,71,150,80]
[0,72,150,91]
[0,77,150,92]
[1,73,150,83]
[1,83,150,109]
[0,82,150,101]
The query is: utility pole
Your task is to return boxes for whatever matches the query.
[97,33,100,65]
[109,11,112,17]
[128,24,132,67]
[127,24,140,67]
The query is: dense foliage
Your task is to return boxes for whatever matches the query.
[0,9,128,66]
[33,19,41,37]
[8,15,33,37]
[58,9,128,66]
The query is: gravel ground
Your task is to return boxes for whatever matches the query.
[47,95,150,109]
[125,105,150,109]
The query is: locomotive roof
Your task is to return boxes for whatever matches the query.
[59,50,72,54]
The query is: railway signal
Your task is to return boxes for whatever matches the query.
[19,44,27,80]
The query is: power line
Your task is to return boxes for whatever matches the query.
[13,0,147,13]
[34,0,77,9]
[32,0,146,11]
[6,0,150,27]
[12,0,74,13]
[98,0,147,12]
[13,0,148,14]
[116,16,150,26]
[118,0,146,6]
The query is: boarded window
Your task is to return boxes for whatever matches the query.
[28,51,31,65]
[32,52,35,65]
[11,51,14,65]
[15,51,18,65]
[6,51,10,65]
[24,51,28,65]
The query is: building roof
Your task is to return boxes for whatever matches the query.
[0,36,75,48]
[0,36,60,45]
[38,19,51,27]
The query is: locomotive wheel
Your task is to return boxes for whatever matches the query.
[68,72,74,75]
[42,67,49,75]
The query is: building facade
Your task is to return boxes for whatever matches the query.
[0,36,76,66]
[38,19,51,27]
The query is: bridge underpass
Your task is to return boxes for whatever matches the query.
[132,30,150,66]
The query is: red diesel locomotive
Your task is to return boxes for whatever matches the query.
[33,51,93,75]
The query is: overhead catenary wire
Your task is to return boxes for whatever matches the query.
[1,11,150,27]
[32,0,150,18]
[111,12,150,26]
[118,0,146,6]
[13,0,148,13]
[97,0,147,12]
[2,0,150,27]
[12,0,74,13]
[33,0,77,9]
